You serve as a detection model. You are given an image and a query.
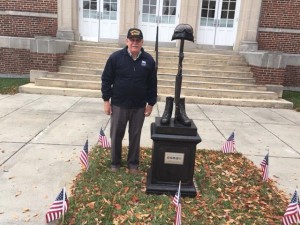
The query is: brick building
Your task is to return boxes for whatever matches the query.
[0,0,299,89]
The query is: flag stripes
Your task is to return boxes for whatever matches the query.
[98,127,111,148]
[80,139,89,170]
[282,190,300,225]
[222,132,236,153]
[260,153,269,181]
[45,188,68,223]
[172,182,182,225]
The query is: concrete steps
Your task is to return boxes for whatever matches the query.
[19,41,293,108]
[19,84,292,109]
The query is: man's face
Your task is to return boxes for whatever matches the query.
[126,38,143,56]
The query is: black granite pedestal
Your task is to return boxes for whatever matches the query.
[146,117,201,197]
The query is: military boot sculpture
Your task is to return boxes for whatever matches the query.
[160,24,194,127]
[160,97,174,124]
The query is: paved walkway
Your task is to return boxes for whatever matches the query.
[0,93,299,224]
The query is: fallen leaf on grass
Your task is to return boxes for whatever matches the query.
[136,213,150,220]
[114,204,121,210]
[86,202,95,209]
[123,186,129,194]
[131,195,139,203]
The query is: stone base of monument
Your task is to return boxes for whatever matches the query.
[146,117,201,197]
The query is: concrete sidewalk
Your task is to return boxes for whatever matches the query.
[0,93,299,224]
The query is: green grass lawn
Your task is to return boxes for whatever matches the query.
[282,90,300,111]
[0,78,29,94]
[62,146,289,225]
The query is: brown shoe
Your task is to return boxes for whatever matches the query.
[129,168,138,175]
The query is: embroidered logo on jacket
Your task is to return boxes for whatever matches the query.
[141,60,146,66]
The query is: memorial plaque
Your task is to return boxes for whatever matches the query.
[164,152,184,165]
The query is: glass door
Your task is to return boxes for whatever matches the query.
[139,0,180,42]
[80,0,99,41]
[99,0,119,39]
[197,0,240,47]
[79,0,119,41]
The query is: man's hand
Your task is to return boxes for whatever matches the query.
[144,105,153,117]
[104,101,112,115]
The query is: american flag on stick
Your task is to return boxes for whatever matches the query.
[260,153,269,181]
[172,181,182,225]
[45,187,69,223]
[98,127,110,148]
[281,190,300,225]
[80,139,89,171]
[221,132,236,153]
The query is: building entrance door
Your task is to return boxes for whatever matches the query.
[139,0,181,42]
[197,0,240,47]
[79,0,119,42]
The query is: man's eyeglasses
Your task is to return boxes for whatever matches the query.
[129,38,142,43]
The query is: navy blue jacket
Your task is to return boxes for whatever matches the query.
[101,47,157,108]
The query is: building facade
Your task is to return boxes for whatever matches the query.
[0,0,299,89]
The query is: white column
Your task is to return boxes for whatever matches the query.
[57,0,79,40]
[235,0,262,51]
[118,0,137,46]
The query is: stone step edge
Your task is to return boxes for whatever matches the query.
[157,84,276,95]
[47,72,255,82]
[36,78,273,95]
[67,50,245,62]
[19,83,100,97]
[158,94,293,109]
[41,76,257,87]
[158,79,264,88]
[70,45,241,58]
[47,72,255,81]
[64,55,246,63]
[67,48,242,56]
[59,66,251,75]
[19,84,293,109]
[158,73,254,80]
[62,60,249,69]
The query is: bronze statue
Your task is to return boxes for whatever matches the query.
[160,24,194,127]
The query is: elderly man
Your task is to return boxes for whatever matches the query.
[101,28,157,174]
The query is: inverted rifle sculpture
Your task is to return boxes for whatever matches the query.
[160,24,195,127]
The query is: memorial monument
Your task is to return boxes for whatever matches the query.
[146,24,202,197]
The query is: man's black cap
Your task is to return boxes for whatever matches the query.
[127,28,143,39]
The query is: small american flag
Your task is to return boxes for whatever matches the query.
[260,153,269,181]
[80,139,89,170]
[45,188,68,223]
[282,190,300,225]
[222,132,236,153]
[172,182,182,225]
[98,128,110,148]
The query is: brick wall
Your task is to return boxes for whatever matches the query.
[0,15,57,38]
[258,0,300,53]
[257,32,300,54]
[0,0,57,13]
[0,48,30,74]
[0,0,58,38]
[284,66,300,87]
[30,53,64,72]
[0,48,63,74]
[259,0,300,29]
[0,0,61,75]
[250,66,285,85]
